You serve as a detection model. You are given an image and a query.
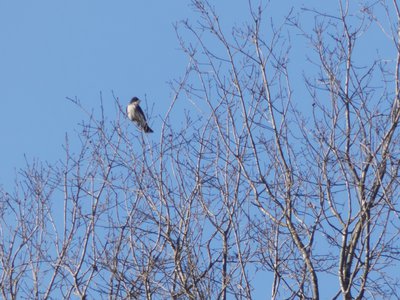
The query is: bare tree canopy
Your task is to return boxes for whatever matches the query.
[1,1,400,299]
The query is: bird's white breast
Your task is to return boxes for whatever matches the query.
[127,102,140,121]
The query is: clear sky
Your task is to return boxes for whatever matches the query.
[0,0,344,187]
[0,1,196,188]
[0,1,393,298]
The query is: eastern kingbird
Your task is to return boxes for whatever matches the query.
[126,97,153,133]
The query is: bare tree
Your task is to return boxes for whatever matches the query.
[0,0,400,299]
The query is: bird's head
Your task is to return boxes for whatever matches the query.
[130,97,140,104]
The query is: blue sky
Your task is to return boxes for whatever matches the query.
[2,0,390,186]
[0,1,195,187]
[0,0,344,188]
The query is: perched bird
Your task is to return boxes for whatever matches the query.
[126,97,153,133]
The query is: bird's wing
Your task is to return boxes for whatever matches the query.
[135,105,148,122]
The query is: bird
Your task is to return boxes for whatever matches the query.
[126,97,153,133]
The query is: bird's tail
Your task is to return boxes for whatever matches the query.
[144,124,153,133]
